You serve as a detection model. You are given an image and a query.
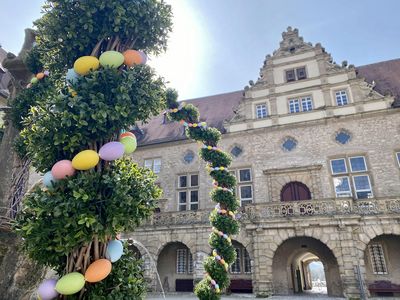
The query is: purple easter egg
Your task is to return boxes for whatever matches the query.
[38,279,59,300]
[99,142,125,161]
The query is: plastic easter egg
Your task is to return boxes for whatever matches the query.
[106,240,124,263]
[138,51,147,64]
[120,136,137,154]
[72,150,99,170]
[123,50,143,67]
[38,279,59,300]
[43,171,58,189]
[31,77,38,84]
[99,51,124,68]
[66,68,80,84]
[73,56,99,75]
[99,142,125,161]
[36,73,45,80]
[51,160,75,180]
[55,272,85,295]
[119,132,135,139]
[84,259,112,283]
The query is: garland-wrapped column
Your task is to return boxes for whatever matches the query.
[167,97,240,300]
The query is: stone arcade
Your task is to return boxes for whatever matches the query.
[125,27,400,298]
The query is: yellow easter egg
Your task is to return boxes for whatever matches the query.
[73,56,100,75]
[72,150,99,170]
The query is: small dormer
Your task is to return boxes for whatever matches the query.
[226,27,394,133]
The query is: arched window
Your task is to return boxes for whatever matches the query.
[281,181,311,201]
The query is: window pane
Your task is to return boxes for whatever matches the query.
[353,175,371,190]
[289,99,300,113]
[230,248,241,274]
[256,104,267,119]
[188,252,193,274]
[296,67,307,80]
[350,157,367,172]
[153,159,161,173]
[335,90,348,106]
[144,160,152,169]
[190,190,198,204]
[190,175,198,187]
[286,69,295,82]
[176,249,187,274]
[397,152,400,167]
[239,169,251,182]
[301,97,313,111]
[244,249,251,273]
[331,159,347,174]
[179,176,187,188]
[369,244,387,274]
[179,191,187,204]
[179,205,186,211]
[334,177,351,196]
[240,186,253,200]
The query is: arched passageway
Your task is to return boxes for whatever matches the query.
[272,236,343,297]
[157,242,193,292]
[365,234,400,297]
[228,240,253,293]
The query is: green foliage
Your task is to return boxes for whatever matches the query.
[25,46,44,74]
[84,243,147,300]
[167,90,240,298]
[14,159,160,272]
[21,66,167,173]
[32,0,173,73]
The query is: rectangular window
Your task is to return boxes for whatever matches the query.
[330,156,373,199]
[331,159,347,174]
[335,90,348,106]
[369,244,387,274]
[286,69,296,82]
[230,248,241,274]
[231,168,253,206]
[176,249,187,274]
[256,104,268,119]
[301,96,313,111]
[353,175,373,199]
[296,67,307,80]
[177,173,199,211]
[144,158,162,174]
[349,156,367,172]
[289,99,300,113]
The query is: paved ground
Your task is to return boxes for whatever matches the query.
[146,292,345,299]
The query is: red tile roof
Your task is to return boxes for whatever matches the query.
[137,59,400,146]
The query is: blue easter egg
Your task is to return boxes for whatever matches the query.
[43,171,58,189]
[106,240,123,263]
[66,68,80,85]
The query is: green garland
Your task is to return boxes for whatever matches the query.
[167,95,240,300]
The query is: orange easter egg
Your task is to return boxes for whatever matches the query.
[119,132,135,139]
[36,73,45,80]
[123,50,143,67]
[84,259,112,283]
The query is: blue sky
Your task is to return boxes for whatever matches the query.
[1,0,399,100]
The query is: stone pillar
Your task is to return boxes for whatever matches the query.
[252,228,274,297]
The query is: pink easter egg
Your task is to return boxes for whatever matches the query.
[51,160,75,180]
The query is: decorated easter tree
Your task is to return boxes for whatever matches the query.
[13,0,174,299]
[166,97,240,299]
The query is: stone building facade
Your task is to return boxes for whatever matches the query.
[125,27,400,298]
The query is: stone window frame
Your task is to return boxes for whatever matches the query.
[177,173,199,211]
[334,128,352,145]
[176,248,193,274]
[287,94,313,114]
[284,65,308,83]
[368,243,388,275]
[144,157,162,174]
[333,88,351,107]
[255,103,268,119]
[230,167,254,206]
[328,154,374,199]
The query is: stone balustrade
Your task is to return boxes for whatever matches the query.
[144,197,400,227]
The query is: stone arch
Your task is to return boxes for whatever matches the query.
[156,241,194,292]
[155,235,196,259]
[271,235,343,297]
[359,223,400,253]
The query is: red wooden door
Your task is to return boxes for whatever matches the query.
[281,181,311,201]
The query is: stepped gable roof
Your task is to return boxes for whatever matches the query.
[137,59,400,146]
[137,90,243,146]
[356,58,400,107]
